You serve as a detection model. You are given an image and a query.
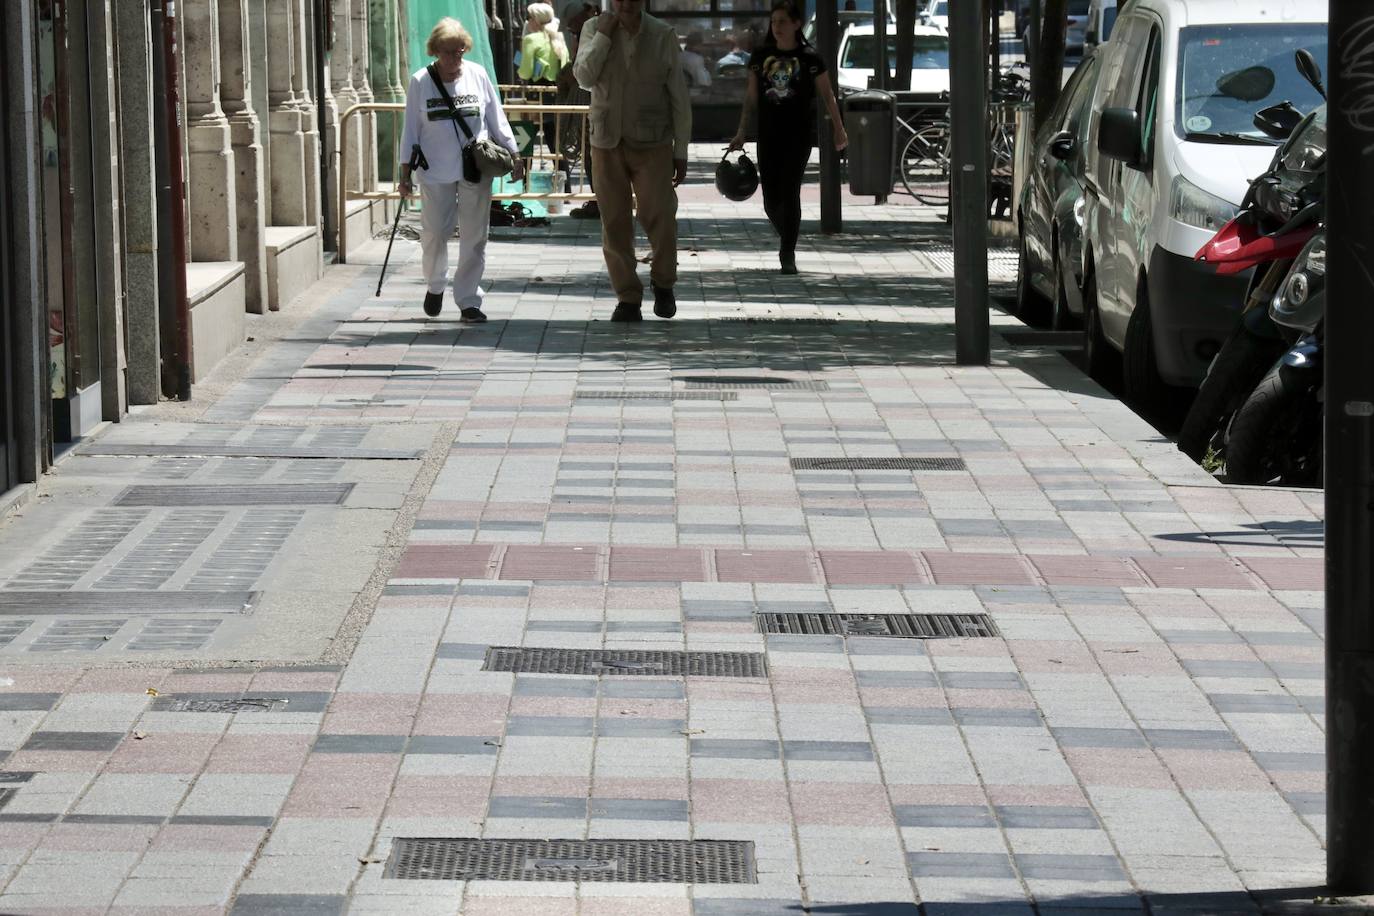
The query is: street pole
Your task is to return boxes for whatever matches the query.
[817,0,842,233]
[950,0,989,364]
[874,0,889,90]
[1325,0,1374,894]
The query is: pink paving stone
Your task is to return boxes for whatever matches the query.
[1239,557,1326,590]
[857,688,946,708]
[1271,771,1324,793]
[924,639,1014,658]
[1173,644,1260,661]
[103,732,220,774]
[691,779,792,823]
[985,784,1089,806]
[72,669,172,693]
[941,689,1036,709]
[321,693,421,735]
[886,784,987,805]
[508,696,599,718]
[283,760,398,818]
[1157,749,1273,791]
[790,781,896,826]
[38,824,159,853]
[0,669,82,692]
[204,734,313,774]
[1133,555,1256,590]
[608,547,708,582]
[923,552,1036,586]
[686,680,775,702]
[1089,645,1186,676]
[490,775,592,797]
[714,549,817,584]
[394,544,496,579]
[500,545,602,580]
[528,584,605,608]
[592,777,690,799]
[247,670,343,692]
[149,825,267,854]
[818,550,928,585]
[1063,748,1175,789]
[420,500,487,519]
[162,672,257,693]
[580,901,693,916]
[1029,555,1147,587]
[108,907,225,916]
[463,901,578,916]
[684,622,757,636]
[598,699,689,720]
[385,775,491,818]
[413,694,509,736]
[1008,641,1101,674]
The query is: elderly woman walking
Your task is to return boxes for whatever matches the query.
[399,18,525,322]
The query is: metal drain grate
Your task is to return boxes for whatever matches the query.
[0,591,257,616]
[483,647,767,678]
[153,696,287,713]
[575,391,739,401]
[791,457,966,471]
[997,329,1084,350]
[385,838,756,883]
[759,612,1001,638]
[717,317,839,325]
[679,377,830,391]
[112,484,353,506]
[81,443,423,460]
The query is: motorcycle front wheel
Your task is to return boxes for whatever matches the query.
[1176,325,1287,463]
[1223,362,1324,487]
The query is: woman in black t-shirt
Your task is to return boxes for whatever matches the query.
[728,0,847,274]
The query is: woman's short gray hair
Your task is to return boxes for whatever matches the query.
[426,17,474,56]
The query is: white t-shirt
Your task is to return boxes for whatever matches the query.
[400,64,520,185]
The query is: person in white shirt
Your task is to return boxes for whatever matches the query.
[682,32,712,89]
[398,18,525,322]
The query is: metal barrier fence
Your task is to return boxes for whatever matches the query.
[337,96,594,261]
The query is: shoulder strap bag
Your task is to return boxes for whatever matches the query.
[427,64,517,182]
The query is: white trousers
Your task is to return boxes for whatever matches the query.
[419,178,493,309]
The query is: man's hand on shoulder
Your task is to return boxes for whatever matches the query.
[596,12,618,36]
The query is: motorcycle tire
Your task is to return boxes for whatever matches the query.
[1224,362,1324,487]
[1176,325,1287,463]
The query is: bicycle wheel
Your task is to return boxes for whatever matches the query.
[900,124,951,204]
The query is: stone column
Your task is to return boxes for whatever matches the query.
[182,0,238,263]
[351,0,377,191]
[220,0,268,312]
[294,0,322,227]
[267,0,307,226]
[369,0,405,182]
[333,0,363,194]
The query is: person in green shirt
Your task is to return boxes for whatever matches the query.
[519,3,573,191]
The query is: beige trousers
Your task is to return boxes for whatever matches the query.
[591,141,678,305]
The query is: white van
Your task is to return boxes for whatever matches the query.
[1081,0,1326,401]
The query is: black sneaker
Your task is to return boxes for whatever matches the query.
[779,256,798,275]
[611,303,643,322]
[423,292,444,316]
[651,284,676,319]
[460,306,488,323]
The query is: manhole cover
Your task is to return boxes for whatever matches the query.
[574,391,739,401]
[81,443,423,459]
[384,838,756,883]
[0,591,257,616]
[112,484,353,506]
[759,612,1000,638]
[483,647,767,678]
[998,329,1084,349]
[791,457,966,471]
[678,377,830,391]
[153,696,288,713]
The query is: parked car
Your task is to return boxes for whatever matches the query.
[835,24,950,96]
[803,8,895,45]
[1080,0,1327,402]
[1084,0,1118,53]
[922,0,949,31]
[1016,52,1102,328]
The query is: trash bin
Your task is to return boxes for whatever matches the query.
[843,90,896,197]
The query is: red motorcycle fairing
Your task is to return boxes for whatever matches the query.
[1194,213,1318,276]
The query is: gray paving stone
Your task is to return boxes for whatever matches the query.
[907,851,1016,879]
[1142,729,1241,750]
[0,694,60,711]
[939,672,1025,690]
[952,708,1042,728]
[894,805,995,828]
[1252,752,1323,772]
[406,736,499,755]
[692,899,805,916]
[20,731,124,751]
[436,642,490,659]
[600,680,685,699]
[1208,693,1307,714]
[996,806,1100,830]
[597,717,687,738]
[505,716,595,737]
[312,734,407,754]
[513,677,598,697]
[690,739,781,759]
[487,795,587,819]
[1014,853,1128,882]
[782,741,874,761]
[865,708,952,725]
[589,798,690,821]
[855,671,938,688]
[229,894,346,916]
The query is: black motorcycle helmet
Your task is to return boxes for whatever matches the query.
[715,152,759,202]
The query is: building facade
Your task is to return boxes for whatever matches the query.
[0,0,406,502]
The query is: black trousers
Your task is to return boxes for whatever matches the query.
[758,139,812,259]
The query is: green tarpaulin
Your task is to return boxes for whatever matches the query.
[405,0,498,83]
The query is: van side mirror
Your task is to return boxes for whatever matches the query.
[1253,101,1303,140]
[1098,107,1142,168]
[1295,48,1326,99]
[1048,130,1077,161]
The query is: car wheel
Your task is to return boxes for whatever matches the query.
[1082,271,1119,385]
[1015,226,1050,324]
[1122,278,1167,410]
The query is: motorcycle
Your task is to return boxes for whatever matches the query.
[1222,229,1326,486]
[1176,50,1327,464]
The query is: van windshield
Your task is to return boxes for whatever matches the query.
[842,34,950,69]
[1176,23,1327,143]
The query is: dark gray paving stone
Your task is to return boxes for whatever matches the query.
[487,795,587,819]
[505,716,596,738]
[513,677,599,697]
[436,642,491,660]
[589,798,690,821]
[806,905,919,916]
[21,731,125,752]
[908,851,1016,879]
[1268,661,1324,680]
[1143,729,1240,751]
[692,900,804,916]
[1015,853,1128,882]
[406,736,500,756]
[525,620,605,633]
[690,739,781,759]
[1253,752,1324,772]
[382,584,456,597]
[865,707,953,725]
[939,671,1026,690]
[1283,791,1325,815]
[894,804,996,828]
[996,805,1100,829]
[457,584,530,597]
[855,671,938,689]
[0,693,61,711]
[845,637,925,656]
[1240,631,1322,647]
[765,634,847,653]
[312,734,407,754]
[229,894,346,916]
[1051,727,1148,749]
[64,814,166,824]
[170,815,276,826]
[782,740,874,761]
[600,680,685,699]
[0,813,60,822]
[952,708,1043,728]
[1156,630,1244,645]
[683,601,757,621]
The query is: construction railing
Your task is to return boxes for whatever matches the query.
[337,94,594,262]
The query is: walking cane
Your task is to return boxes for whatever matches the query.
[376,145,428,297]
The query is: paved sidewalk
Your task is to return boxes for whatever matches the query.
[0,152,1333,915]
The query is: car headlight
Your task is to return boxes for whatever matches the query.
[1270,232,1326,332]
[1171,176,1239,232]
[1073,194,1086,228]
[1281,109,1327,172]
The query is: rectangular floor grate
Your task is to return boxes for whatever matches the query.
[791,457,966,471]
[112,484,353,506]
[575,391,739,401]
[0,591,257,616]
[385,838,756,883]
[483,647,767,678]
[679,377,830,391]
[759,612,1001,638]
[152,696,288,713]
[81,443,423,460]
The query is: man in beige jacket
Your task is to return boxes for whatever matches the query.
[574,0,691,321]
